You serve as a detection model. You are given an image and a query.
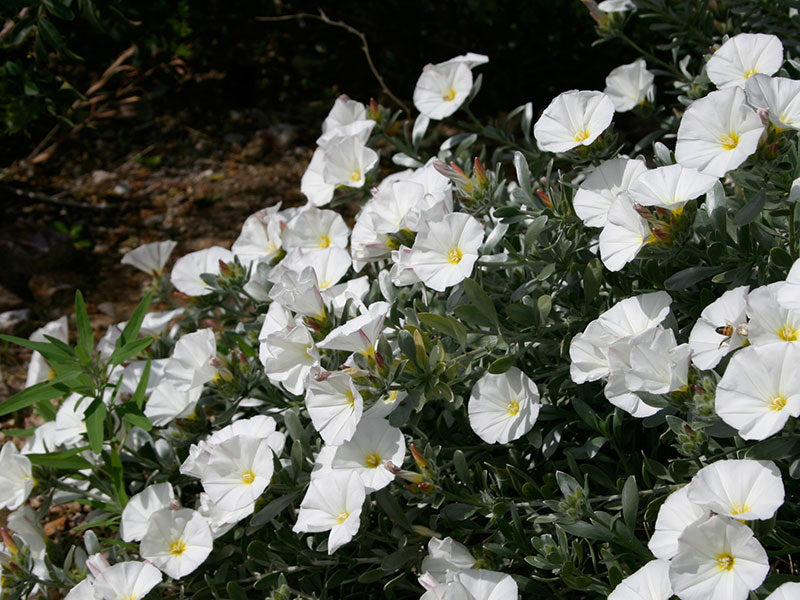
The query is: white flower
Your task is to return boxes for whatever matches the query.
[317,301,391,356]
[320,136,378,188]
[745,74,800,131]
[706,33,784,89]
[139,507,213,579]
[268,267,327,319]
[200,434,275,511]
[422,569,518,600]
[164,328,217,392]
[688,286,749,369]
[604,59,655,112]
[628,164,718,212]
[25,316,68,388]
[533,90,615,153]
[282,207,350,251]
[91,561,162,600]
[766,582,800,600]
[687,459,784,520]
[0,443,33,510]
[7,506,46,558]
[97,309,183,361]
[196,492,254,539]
[420,537,476,583]
[120,240,177,276]
[675,87,764,177]
[648,485,709,560]
[777,259,800,311]
[144,379,202,427]
[331,417,405,492]
[322,95,366,133]
[279,247,351,291]
[408,212,484,292]
[604,333,662,418]
[121,482,175,542]
[292,470,366,554]
[64,578,96,600]
[231,206,285,266]
[170,246,234,296]
[669,516,769,600]
[746,283,800,345]
[413,60,473,120]
[608,559,672,600]
[261,321,320,395]
[317,119,375,149]
[715,342,800,440]
[598,197,651,272]
[468,367,540,444]
[597,0,636,11]
[573,157,647,228]
[301,148,336,207]
[625,327,690,395]
[306,371,363,445]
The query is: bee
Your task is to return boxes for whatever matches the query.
[715,321,749,348]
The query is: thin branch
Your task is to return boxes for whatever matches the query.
[0,183,109,210]
[257,10,411,116]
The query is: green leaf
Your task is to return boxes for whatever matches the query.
[37,17,64,50]
[283,409,306,444]
[249,492,299,528]
[117,402,152,431]
[524,215,548,247]
[27,447,92,470]
[463,278,499,329]
[664,266,722,290]
[108,337,153,366]
[733,190,766,226]
[621,475,638,533]
[375,488,412,530]
[226,582,247,600]
[109,448,128,507]
[537,294,552,323]
[43,0,75,21]
[381,546,418,573]
[583,259,603,303]
[561,520,613,542]
[488,354,515,374]
[84,398,107,454]
[74,290,94,356]
[131,360,150,410]
[417,312,467,350]
[0,334,73,361]
[0,376,72,417]
[115,293,152,350]
[453,449,470,484]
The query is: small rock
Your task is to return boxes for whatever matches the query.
[0,309,31,333]
[43,516,67,536]
[97,302,115,317]
[91,170,116,185]
[113,182,131,196]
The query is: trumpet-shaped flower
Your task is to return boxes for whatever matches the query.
[421,569,518,600]
[746,283,800,346]
[625,327,690,395]
[25,316,68,388]
[628,164,718,211]
[468,367,540,444]
[715,342,800,440]
[144,379,202,427]
[688,286,749,369]
[598,197,651,272]
[231,206,285,266]
[279,247,351,291]
[675,87,764,177]
[648,485,709,560]
[164,328,217,392]
[139,508,213,579]
[121,482,176,542]
[260,322,320,395]
[533,90,615,153]
[292,470,366,554]
[745,74,800,131]
[573,157,647,228]
[777,259,800,311]
[408,212,484,292]
[196,492,254,539]
[604,58,655,112]
[420,537,476,583]
[331,417,405,492]
[322,95,366,133]
[269,267,327,319]
[766,582,800,600]
[669,515,769,600]
[201,435,275,511]
[687,459,784,520]
[120,240,177,276]
[282,207,350,251]
[706,33,784,89]
[91,561,162,600]
[170,246,234,296]
[301,148,336,207]
[608,560,672,600]
[321,136,378,188]
[0,443,33,510]
[317,119,375,149]
[64,578,96,600]
[306,371,364,445]
[317,301,391,356]
[414,60,473,120]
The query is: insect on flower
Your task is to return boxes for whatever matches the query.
[715,321,749,348]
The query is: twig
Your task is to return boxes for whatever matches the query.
[0,183,109,210]
[257,10,411,116]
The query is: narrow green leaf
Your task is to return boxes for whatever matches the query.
[0,334,73,360]
[453,449,470,484]
[733,190,766,226]
[109,448,128,507]
[117,402,152,431]
[0,377,71,417]
[43,0,75,21]
[463,279,499,329]
[84,399,107,454]
[226,582,247,600]
[249,492,299,528]
[375,488,412,530]
[37,17,64,50]
[621,475,638,533]
[74,290,93,356]
[116,293,152,349]
[488,354,515,374]
[27,447,92,470]
[131,360,150,410]
[664,266,722,290]
[417,312,467,350]
[109,337,153,366]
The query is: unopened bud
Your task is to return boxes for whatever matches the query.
[473,157,488,189]
[410,444,429,471]
[1,529,17,557]
[535,188,553,209]
[218,260,232,277]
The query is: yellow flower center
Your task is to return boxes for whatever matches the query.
[769,395,787,412]
[743,68,757,79]
[336,511,350,524]
[443,88,457,102]
[304,345,313,360]
[730,503,750,515]
[716,552,735,571]
[318,234,331,249]
[365,452,382,469]
[345,389,355,407]
[720,131,740,150]
[506,399,520,416]
[349,170,362,183]
[319,279,332,290]
[573,129,591,142]
[121,596,138,600]
[778,325,798,341]
[47,368,57,381]
[241,470,255,485]
[386,390,399,404]
[447,248,463,265]
[169,539,187,556]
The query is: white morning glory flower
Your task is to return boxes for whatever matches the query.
[533,90,615,153]
[706,32,784,89]
[139,507,213,579]
[468,367,540,444]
